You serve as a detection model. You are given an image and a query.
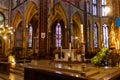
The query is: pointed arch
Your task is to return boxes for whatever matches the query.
[25,1,38,26]
[94,22,98,48]
[73,12,83,25]
[12,11,22,29]
[103,24,109,48]
[72,12,82,48]
[49,2,67,31]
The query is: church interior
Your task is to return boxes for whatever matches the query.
[0,0,120,80]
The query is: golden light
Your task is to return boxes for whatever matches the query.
[0,25,14,37]
[105,6,110,15]
[75,36,78,39]
[8,55,16,68]
[3,36,7,39]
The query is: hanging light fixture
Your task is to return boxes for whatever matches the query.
[0,24,14,39]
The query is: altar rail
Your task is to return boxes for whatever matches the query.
[24,67,92,80]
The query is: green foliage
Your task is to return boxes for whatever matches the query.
[91,47,111,66]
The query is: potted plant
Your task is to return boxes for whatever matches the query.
[91,47,111,66]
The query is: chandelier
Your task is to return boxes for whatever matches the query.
[0,24,14,39]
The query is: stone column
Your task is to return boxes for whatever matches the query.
[39,0,48,59]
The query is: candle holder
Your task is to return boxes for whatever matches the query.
[80,63,86,77]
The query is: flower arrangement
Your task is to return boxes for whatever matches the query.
[53,49,61,54]
[91,47,111,66]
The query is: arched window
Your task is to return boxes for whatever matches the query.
[55,23,62,48]
[94,23,98,48]
[93,0,97,15]
[87,21,90,48]
[103,24,109,48]
[86,1,90,13]
[28,24,33,48]
[0,13,4,25]
[101,0,108,16]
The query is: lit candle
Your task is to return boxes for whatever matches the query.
[81,24,83,33]
[81,24,84,42]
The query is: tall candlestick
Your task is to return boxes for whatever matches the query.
[81,24,83,33]
[81,24,84,42]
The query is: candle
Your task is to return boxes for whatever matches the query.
[81,24,84,42]
[81,24,83,33]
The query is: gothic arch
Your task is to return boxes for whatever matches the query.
[72,12,83,48]
[25,1,38,26]
[73,12,83,25]
[48,3,67,31]
[73,12,82,35]
[12,11,22,29]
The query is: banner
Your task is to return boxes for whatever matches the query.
[116,17,120,27]
[62,0,81,2]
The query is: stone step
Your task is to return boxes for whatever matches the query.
[0,73,9,80]
[10,64,24,77]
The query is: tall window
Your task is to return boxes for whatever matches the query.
[103,24,109,48]
[94,23,98,48]
[28,24,33,48]
[87,21,90,48]
[86,1,90,13]
[93,0,97,15]
[56,23,62,48]
[0,13,4,25]
[101,0,108,16]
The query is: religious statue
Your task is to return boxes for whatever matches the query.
[109,21,116,49]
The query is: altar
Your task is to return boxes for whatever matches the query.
[54,49,84,62]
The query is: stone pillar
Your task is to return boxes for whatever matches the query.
[39,0,48,59]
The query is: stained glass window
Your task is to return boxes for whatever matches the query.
[28,24,33,47]
[101,0,108,16]
[93,0,97,4]
[86,2,90,13]
[56,23,62,48]
[93,0,97,15]
[87,21,90,47]
[103,24,109,48]
[94,23,98,48]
